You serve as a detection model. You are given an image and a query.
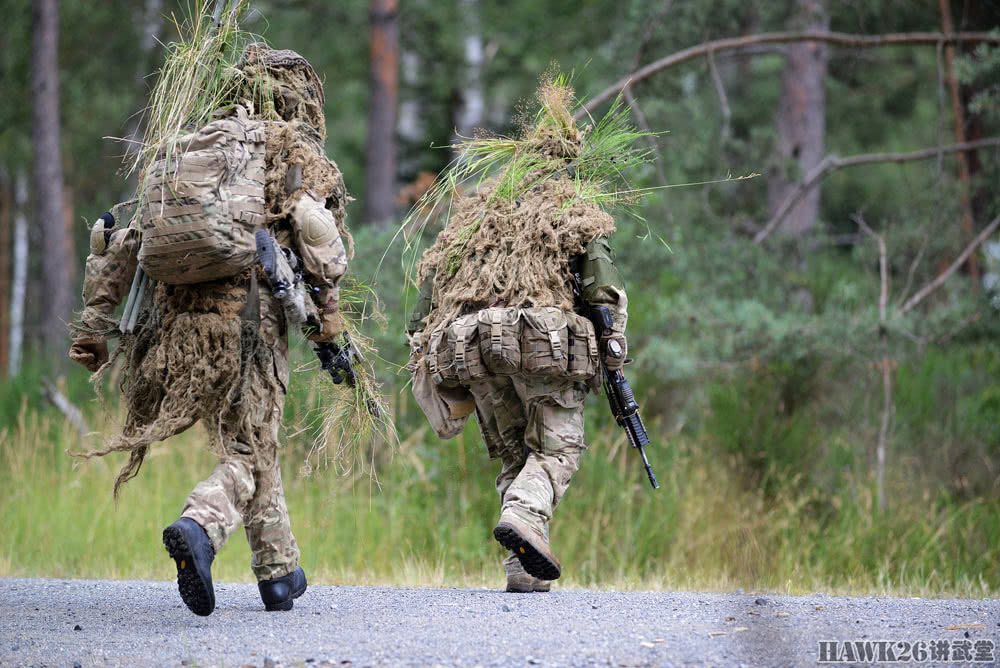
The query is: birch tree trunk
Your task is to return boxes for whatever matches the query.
[31,0,72,356]
[766,0,829,237]
[453,0,485,147]
[0,171,10,377]
[10,173,28,376]
[121,0,165,201]
[398,48,424,176]
[365,0,399,228]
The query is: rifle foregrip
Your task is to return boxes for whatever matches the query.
[624,413,650,447]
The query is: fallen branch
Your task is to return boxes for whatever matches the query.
[900,214,1000,315]
[754,137,1000,244]
[41,377,90,439]
[577,30,1000,117]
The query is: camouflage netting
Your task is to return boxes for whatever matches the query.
[415,81,615,334]
[261,120,354,259]
[417,178,615,334]
[238,43,327,142]
[82,273,272,498]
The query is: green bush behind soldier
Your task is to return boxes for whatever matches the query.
[68,45,351,615]
[406,81,630,592]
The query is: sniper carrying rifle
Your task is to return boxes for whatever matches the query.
[571,260,659,489]
[255,229,358,388]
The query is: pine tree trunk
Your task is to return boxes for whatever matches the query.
[766,0,829,237]
[31,0,72,357]
[939,0,980,285]
[365,0,399,228]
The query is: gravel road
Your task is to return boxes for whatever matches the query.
[1,578,997,667]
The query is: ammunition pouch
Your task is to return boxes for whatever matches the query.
[426,306,598,385]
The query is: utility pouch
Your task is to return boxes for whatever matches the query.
[411,355,475,439]
[520,307,569,377]
[428,313,489,384]
[565,311,599,380]
[477,307,521,375]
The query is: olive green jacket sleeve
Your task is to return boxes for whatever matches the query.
[578,235,628,334]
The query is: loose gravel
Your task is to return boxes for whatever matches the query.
[1,578,997,667]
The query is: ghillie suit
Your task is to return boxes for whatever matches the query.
[69,44,350,599]
[406,79,646,590]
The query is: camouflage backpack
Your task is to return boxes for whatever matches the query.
[138,105,268,284]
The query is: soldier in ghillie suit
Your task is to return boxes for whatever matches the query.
[406,79,633,592]
[68,44,351,615]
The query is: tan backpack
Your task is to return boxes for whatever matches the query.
[138,106,268,284]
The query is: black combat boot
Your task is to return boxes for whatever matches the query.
[162,518,216,616]
[258,566,307,611]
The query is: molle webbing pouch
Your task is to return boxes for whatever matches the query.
[565,312,599,380]
[520,307,569,377]
[427,307,599,386]
[427,313,488,385]
[138,106,268,285]
[477,307,521,375]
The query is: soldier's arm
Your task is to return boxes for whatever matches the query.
[406,274,434,336]
[289,190,348,341]
[69,217,140,371]
[578,235,629,369]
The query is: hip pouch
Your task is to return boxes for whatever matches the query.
[429,307,600,385]
[477,307,522,375]
[428,313,489,384]
[565,311,599,380]
[521,307,570,377]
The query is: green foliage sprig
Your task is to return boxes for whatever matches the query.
[125,0,265,184]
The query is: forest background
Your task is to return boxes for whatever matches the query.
[0,0,998,595]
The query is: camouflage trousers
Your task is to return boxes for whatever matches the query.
[465,375,588,533]
[180,341,299,582]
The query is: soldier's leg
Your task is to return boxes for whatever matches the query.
[502,378,586,528]
[493,378,586,580]
[468,377,553,591]
[466,376,528,506]
[179,451,257,551]
[168,429,257,616]
[240,351,300,583]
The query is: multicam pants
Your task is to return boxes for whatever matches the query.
[465,375,588,532]
[179,292,300,583]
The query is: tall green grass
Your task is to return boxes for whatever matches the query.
[1,383,996,596]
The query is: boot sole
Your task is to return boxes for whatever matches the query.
[162,526,215,616]
[493,523,561,581]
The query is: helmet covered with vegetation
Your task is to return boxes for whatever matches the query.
[237,43,327,142]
